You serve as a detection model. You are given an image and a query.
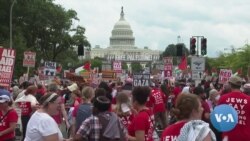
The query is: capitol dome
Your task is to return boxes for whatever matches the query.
[110,7,135,48]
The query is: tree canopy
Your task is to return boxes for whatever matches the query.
[0,0,90,78]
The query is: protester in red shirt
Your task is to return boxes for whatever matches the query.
[148,86,167,130]
[161,93,214,141]
[128,86,154,141]
[15,85,39,141]
[218,76,250,141]
[0,89,18,141]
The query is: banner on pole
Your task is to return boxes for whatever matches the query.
[23,51,36,67]
[0,48,16,88]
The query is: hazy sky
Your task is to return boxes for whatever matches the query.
[54,0,250,57]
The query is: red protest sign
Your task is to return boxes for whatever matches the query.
[163,57,173,78]
[219,69,232,84]
[23,51,36,67]
[164,64,173,78]
[0,48,16,88]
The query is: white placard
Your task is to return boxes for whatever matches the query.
[191,56,205,71]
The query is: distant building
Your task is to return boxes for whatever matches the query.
[90,7,161,68]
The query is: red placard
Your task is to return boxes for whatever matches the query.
[219,69,232,84]
[0,48,16,88]
[23,51,36,67]
[113,61,122,73]
[163,57,173,78]
[164,64,172,78]
[16,101,32,116]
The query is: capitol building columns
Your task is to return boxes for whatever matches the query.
[90,7,161,71]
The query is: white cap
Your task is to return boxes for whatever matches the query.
[67,83,78,92]
[121,103,130,113]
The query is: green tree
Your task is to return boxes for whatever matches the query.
[91,58,102,71]
[0,0,90,78]
[122,61,128,71]
[131,62,142,73]
[162,43,189,65]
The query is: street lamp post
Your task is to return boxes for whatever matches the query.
[10,0,17,49]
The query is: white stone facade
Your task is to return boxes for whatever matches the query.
[90,7,161,62]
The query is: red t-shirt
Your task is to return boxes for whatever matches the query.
[0,109,18,141]
[128,109,154,141]
[148,89,166,113]
[161,121,186,141]
[72,104,79,118]
[173,87,181,104]
[16,101,32,116]
[119,114,134,129]
[201,100,211,122]
[218,91,250,141]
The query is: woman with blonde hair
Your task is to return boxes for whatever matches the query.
[115,92,134,130]
[71,86,94,137]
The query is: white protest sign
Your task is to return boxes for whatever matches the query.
[219,69,232,84]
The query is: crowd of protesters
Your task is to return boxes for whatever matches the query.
[0,74,250,141]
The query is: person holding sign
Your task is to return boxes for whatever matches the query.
[0,88,18,141]
[15,85,39,141]
[218,76,250,141]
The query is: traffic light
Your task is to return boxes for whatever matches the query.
[201,38,207,55]
[78,44,84,56]
[176,43,183,56]
[190,38,196,55]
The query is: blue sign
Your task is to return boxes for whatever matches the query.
[210,104,238,132]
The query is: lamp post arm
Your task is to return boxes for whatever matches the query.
[10,0,17,49]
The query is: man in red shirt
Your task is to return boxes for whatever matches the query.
[148,85,167,129]
[218,76,250,141]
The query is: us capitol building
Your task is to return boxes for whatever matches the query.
[90,7,161,67]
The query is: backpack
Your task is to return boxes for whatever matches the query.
[97,112,126,141]
[75,104,92,132]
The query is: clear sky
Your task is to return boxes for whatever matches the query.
[54,0,250,57]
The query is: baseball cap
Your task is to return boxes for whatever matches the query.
[0,89,11,103]
[228,76,242,86]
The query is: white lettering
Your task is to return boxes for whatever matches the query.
[215,114,234,122]
[2,49,15,58]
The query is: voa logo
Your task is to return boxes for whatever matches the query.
[210,104,238,132]
[215,113,235,123]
